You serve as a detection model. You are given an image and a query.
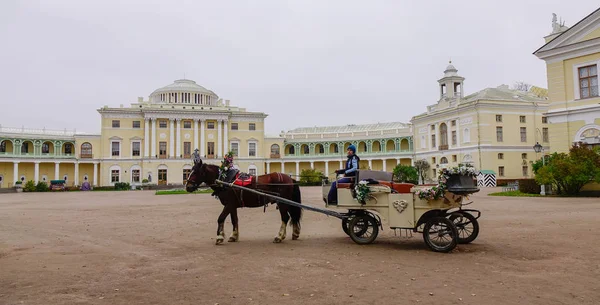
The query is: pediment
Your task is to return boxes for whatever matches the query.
[535,8,600,54]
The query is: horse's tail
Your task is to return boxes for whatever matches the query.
[289,179,303,228]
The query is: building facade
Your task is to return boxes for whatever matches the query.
[411,63,549,182]
[534,8,600,152]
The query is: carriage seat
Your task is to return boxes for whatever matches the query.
[336,170,392,189]
[233,172,254,187]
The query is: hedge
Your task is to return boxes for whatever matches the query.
[518,179,541,194]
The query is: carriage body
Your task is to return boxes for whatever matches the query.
[321,170,479,252]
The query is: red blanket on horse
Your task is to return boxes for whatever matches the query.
[232,173,254,187]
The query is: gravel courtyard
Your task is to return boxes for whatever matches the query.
[1,187,599,305]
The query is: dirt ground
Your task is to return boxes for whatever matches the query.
[1,187,599,305]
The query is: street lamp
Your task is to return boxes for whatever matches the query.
[533,142,546,195]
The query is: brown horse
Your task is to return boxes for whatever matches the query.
[185,159,303,244]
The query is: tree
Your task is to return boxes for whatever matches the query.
[392,165,418,184]
[299,168,323,186]
[414,159,431,184]
[534,143,600,195]
[512,81,532,92]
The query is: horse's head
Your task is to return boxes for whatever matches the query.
[185,158,218,192]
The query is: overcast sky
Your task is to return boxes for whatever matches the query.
[1,1,598,135]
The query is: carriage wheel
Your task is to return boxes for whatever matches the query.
[448,212,479,244]
[423,217,458,253]
[348,214,379,245]
[342,217,351,235]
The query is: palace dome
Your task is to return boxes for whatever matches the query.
[149,79,218,104]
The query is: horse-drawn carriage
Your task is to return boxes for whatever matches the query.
[321,170,481,252]
[49,179,66,191]
[185,155,481,253]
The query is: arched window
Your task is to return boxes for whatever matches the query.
[330,143,339,154]
[270,144,280,156]
[81,143,93,158]
[463,128,471,143]
[0,140,6,153]
[285,145,295,155]
[440,157,448,164]
[315,144,324,154]
[64,143,73,155]
[440,123,448,148]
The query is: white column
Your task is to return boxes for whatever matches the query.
[74,162,79,186]
[169,119,175,158]
[325,161,329,176]
[34,162,40,183]
[281,162,285,173]
[193,119,199,151]
[310,161,314,169]
[151,119,157,158]
[411,158,414,166]
[93,162,98,187]
[200,119,205,157]
[339,160,343,169]
[447,120,452,148]
[396,158,400,165]
[144,118,150,157]
[295,162,300,177]
[368,159,372,169]
[223,119,229,154]
[382,159,387,171]
[435,123,440,148]
[266,162,271,173]
[456,118,461,147]
[176,119,182,158]
[54,162,60,180]
[217,120,222,158]
[13,162,19,184]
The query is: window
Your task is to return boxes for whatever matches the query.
[158,169,167,183]
[132,169,140,183]
[452,131,457,145]
[431,135,436,148]
[81,143,92,157]
[183,169,191,183]
[498,153,504,159]
[498,166,505,177]
[496,127,503,142]
[111,142,120,156]
[451,120,456,127]
[543,128,549,143]
[270,144,280,156]
[21,143,29,154]
[207,142,215,156]
[452,155,457,162]
[159,120,167,128]
[496,115,502,122]
[439,123,448,148]
[133,121,141,128]
[431,125,435,131]
[522,153,527,159]
[231,142,239,156]
[440,157,448,164]
[0,141,6,153]
[318,145,324,154]
[207,122,215,129]
[159,142,167,158]
[520,127,527,142]
[249,142,257,157]
[249,123,256,131]
[522,166,529,177]
[333,144,339,153]
[112,120,120,128]
[432,169,437,177]
[303,145,309,154]
[520,116,526,123]
[463,128,471,143]
[183,121,192,129]
[111,170,119,182]
[578,65,598,99]
[432,157,436,164]
[184,142,191,158]
[64,143,73,155]
[420,136,426,149]
[42,143,50,154]
[542,117,548,124]
[132,142,141,156]
[249,168,257,176]
[231,123,238,130]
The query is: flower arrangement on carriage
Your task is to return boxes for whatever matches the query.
[415,164,479,201]
[218,151,235,180]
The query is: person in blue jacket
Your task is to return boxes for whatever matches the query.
[327,144,360,204]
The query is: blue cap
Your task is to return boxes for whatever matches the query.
[347,144,356,153]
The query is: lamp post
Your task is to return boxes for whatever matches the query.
[533,142,546,195]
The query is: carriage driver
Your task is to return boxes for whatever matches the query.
[327,144,360,204]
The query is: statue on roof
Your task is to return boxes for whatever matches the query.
[552,13,566,34]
